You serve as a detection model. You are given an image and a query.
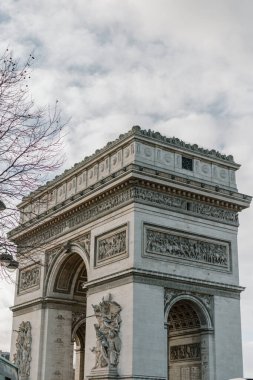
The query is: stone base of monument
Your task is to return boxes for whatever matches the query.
[87,366,118,379]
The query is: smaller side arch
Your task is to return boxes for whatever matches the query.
[72,317,87,343]
[166,293,215,380]
[164,293,213,330]
[44,241,90,297]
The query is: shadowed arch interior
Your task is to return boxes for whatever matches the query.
[168,301,201,332]
[168,299,205,380]
[53,253,87,296]
[52,251,88,380]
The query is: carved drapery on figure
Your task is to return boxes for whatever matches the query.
[91,294,121,370]
[13,321,32,379]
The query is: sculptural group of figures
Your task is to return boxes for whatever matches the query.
[98,231,126,261]
[20,267,40,290]
[13,321,32,377]
[170,343,201,361]
[146,230,228,267]
[91,294,122,369]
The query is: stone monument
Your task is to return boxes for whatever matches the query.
[9,126,251,380]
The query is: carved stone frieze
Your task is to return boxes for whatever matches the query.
[145,226,230,271]
[17,186,238,248]
[13,321,32,379]
[18,264,40,293]
[95,225,127,267]
[91,294,122,372]
[190,202,238,224]
[170,343,201,361]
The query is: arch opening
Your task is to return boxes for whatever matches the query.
[72,321,86,380]
[51,251,88,380]
[167,299,208,380]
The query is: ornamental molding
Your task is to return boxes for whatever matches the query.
[13,321,32,379]
[11,160,247,240]
[95,225,128,267]
[144,225,231,272]
[90,294,121,374]
[18,264,41,294]
[14,184,239,248]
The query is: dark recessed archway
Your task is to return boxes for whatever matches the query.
[52,251,88,380]
[168,300,204,380]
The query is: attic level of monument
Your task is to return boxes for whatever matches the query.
[9,127,251,242]
[21,126,240,201]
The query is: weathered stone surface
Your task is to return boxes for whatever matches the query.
[10,128,250,380]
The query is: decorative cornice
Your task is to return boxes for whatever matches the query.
[86,267,245,297]
[9,177,248,245]
[11,268,244,315]
[10,178,243,245]
[10,296,84,313]
[11,163,251,240]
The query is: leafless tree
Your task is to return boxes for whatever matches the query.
[0,49,65,279]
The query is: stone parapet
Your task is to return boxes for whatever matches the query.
[15,127,243,225]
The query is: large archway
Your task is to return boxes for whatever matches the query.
[45,244,89,380]
[166,297,213,380]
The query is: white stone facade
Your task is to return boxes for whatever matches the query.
[9,127,251,380]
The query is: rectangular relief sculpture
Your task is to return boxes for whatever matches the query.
[94,224,128,267]
[18,263,41,294]
[143,224,231,271]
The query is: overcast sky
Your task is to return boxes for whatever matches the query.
[0,0,253,376]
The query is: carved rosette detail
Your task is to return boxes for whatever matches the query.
[13,321,32,378]
[91,294,122,371]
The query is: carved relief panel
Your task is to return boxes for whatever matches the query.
[144,224,231,272]
[170,343,201,362]
[18,263,41,294]
[94,225,128,267]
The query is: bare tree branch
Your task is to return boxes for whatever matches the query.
[0,49,66,278]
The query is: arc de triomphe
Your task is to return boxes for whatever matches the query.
[10,126,251,380]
